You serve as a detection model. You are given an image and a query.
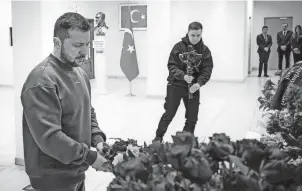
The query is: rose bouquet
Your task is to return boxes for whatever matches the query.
[106,132,302,191]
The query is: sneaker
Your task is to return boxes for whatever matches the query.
[264,74,269,77]
[258,74,261,77]
[152,137,163,144]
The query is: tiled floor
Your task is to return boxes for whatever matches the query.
[0,70,280,190]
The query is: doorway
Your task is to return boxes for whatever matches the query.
[264,17,293,70]
[79,19,95,79]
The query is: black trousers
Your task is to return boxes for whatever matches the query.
[258,51,270,76]
[156,84,200,138]
[278,51,291,70]
[293,53,302,64]
[37,181,85,191]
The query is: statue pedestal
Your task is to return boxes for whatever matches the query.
[92,35,110,95]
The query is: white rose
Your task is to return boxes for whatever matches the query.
[112,153,124,166]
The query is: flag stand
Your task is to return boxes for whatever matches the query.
[126,81,136,97]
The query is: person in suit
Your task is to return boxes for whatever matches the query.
[257,26,272,77]
[291,25,302,64]
[276,23,293,74]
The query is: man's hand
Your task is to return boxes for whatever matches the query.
[264,47,269,52]
[91,152,112,172]
[294,48,300,54]
[96,142,110,155]
[190,83,201,93]
[184,75,194,83]
[281,46,286,51]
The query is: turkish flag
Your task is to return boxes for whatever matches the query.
[120,6,139,82]
[120,4,147,29]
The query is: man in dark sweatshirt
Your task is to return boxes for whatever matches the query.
[21,12,109,191]
[153,22,213,143]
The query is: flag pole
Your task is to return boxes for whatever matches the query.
[127,80,136,97]
[125,3,136,97]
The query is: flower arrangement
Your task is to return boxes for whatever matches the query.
[104,74,302,191]
[105,132,302,191]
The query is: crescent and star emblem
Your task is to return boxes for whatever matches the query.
[122,8,146,54]
[130,9,146,23]
[130,9,140,23]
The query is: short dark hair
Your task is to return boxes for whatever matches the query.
[188,22,203,31]
[262,26,268,29]
[54,12,91,42]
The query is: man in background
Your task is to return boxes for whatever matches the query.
[153,22,213,143]
[257,26,272,77]
[276,23,293,75]
[21,12,109,191]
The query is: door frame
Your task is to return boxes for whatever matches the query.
[248,16,252,74]
[263,16,294,31]
[264,16,293,21]
[87,19,95,79]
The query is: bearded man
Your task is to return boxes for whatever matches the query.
[21,12,109,191]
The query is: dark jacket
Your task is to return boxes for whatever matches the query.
[257,33,272,53]
[277,30,293,52]
[21,54,106,190]
[167,35,213,87]
[291,33,302,53]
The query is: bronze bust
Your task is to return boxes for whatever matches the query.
[94,12,109,36]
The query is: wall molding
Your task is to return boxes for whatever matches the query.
[107,76,247,83]
[107,75,147,80]
[146,95,165,99]
[0,84,13,88]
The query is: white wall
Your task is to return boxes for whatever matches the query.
[12,0,250,160]
[251,1,302,69]
[147,0,249,97]
[39,0,249,88]
[12,1,43,161]
[12,0,148,161]
[145,0,171,97]
[247,0,254,73]
[0,0,13,85]
[40,0,148,79]
[170,1,247,82]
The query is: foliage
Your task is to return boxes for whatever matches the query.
[258,79,277,111]
[256,78,302,160]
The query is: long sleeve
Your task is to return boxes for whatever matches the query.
[91,106,107,147]
[291,34,296,49]
[168,43,186,80]
[197,46,213,86]
[257,35,265,50]
[277,32,282,47]
[285,31,293,47]
[21,86,97,165]
[268,35,273,49]
[299,37,302,51]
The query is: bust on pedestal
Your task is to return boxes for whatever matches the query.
[91,12,110,95]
